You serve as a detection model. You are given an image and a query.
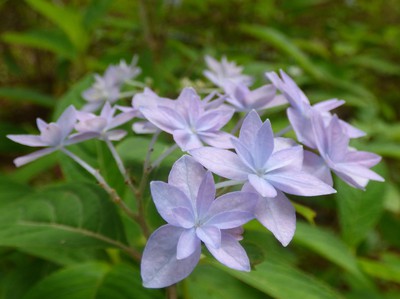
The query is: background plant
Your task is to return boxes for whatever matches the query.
[0,0,399,298]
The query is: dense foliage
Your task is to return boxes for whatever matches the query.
[1,1,399,298]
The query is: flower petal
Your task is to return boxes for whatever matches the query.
[14,147,57,167]
[252,119,274,169]
[168,155,206,202]
[177,228,201,260]
[7,134,47,147]
[190,147,251,181]
[173,129,203,151]
[238,110,262,146]
[248,174,277,198]
[198,131,234,149]
[196,225,221,249]
[205,231,250,271]
[196,171,216,219]
[56,105,77,138]
[141,224,200,288]
[302,150,333,186]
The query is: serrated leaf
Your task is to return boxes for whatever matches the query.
[335,164,387,248]
[213,259,344,299]
[25,0,88,52]
[293,222,370,286]
[0,183,128,263]
[22,263,163,299]
[2,30,76,60]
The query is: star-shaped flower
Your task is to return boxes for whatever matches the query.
[308,112,384,189]
[141,155,257,288]
[266,70,365,148]
[190,110,336,198]
[204,55,253,88]
[7,106,85,166]
[138,87,235,151]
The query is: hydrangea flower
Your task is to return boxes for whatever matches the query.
[141,155,257,288]
[222,80,287,112]
[190,110,336,198]
[82,56,141,112]
[307,112,384,189]
[204,55,253,88]
[139,87,235,151]
[73,102,134,141]
[266,70,365,148]
[7,106,86,166]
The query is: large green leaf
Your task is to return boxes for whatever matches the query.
[82,0,112,31]
[358,253,400,284]
[0,183,128,264]
[213,259,344,299]
[335,164,387,248]
[0,176,32,205]
[25,0,88,52]
[2,30,76,60]
[293,222,370,286]
[0,86,55,107]
[22,263,163,299]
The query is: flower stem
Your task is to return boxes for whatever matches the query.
[61,148,137,223]
[274,125,292,137]
[215,180,244,189]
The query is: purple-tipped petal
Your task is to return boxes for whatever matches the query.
[150,181,193,225]
[190,147,251,181]
[177,228,200,260]
[14,147,57,167]
[205,232,250,271]
[248,174,277,198]
[168,155,206,202]
[141,225,200,288]
[266,171,336,196]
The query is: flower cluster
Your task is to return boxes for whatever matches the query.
[7,55,384,289]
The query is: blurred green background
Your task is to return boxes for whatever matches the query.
[0,0,399,298]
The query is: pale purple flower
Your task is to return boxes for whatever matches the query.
[222,80,287,112]
[266,70,365,148]
[141,155,257,288]
[242,184,296,247]
[204,55,253,88]
[73,102,134,141]
[103,55,141,86]
[190,110,336,198]
[139,87,235,151]
[7,106,84,166]
[307,112,384,189]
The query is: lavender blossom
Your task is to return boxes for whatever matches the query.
[266,70,365,148]
[204,55,253,88]
[138,87,235,151]
[141,155,257,288]
[7,106,85,166]
[307,112,384,189]
[73,102,134,141]
[190,110,336,198]
[222,80,287,112]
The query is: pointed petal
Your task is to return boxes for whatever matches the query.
[14,147,57,167]
[266,145,303,172]
[313,99,345,112]
[255,189,296,246]
[288,107,316,149]
[266,171,336,196]
[303,150,333,186]
[177,228,200,260]
[245,84,276,109]
[36,118,48,133]
[311,110,329,154]
[334,163,384,184]
[326,115,349,162]
[171,207,195,228]
[168,155,206,201]
[196,171,216,219]
[239,110,262,146]
[189,147,251,181]
[56,105,76,138]
[106,130,127,141]
[173,129,203,151]
[231,138,256,171]
[141,225,200,288]
[344,150,381,168]
[198,131,234,149]
[338,119,366,138]
[253,119,274,169]
[66,132,99,144]
[248,174,277,198]
[196,107,234,131]
[7,134,47,147]
[196,225,221,249]
[205,232,250,271]
[150,181,193,225]
[205,191,257,228]
[107,111,134,130]
[140,106,185,134]
[132,121,158,134]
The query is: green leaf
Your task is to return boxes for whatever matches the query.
[240,24,326,80]
[293,222,370,286]
[82,0,112,31]
[2,30,76,60]
[22,263,163,299]
[213,259,344,299]
[0,183,127,264]
[0,176,32,206]
[25,0,88,52]
[292,202,316,224]
[358,254,400,283]
[335,164,387,247]
[0,86,55,108]
[187,264,265,299]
